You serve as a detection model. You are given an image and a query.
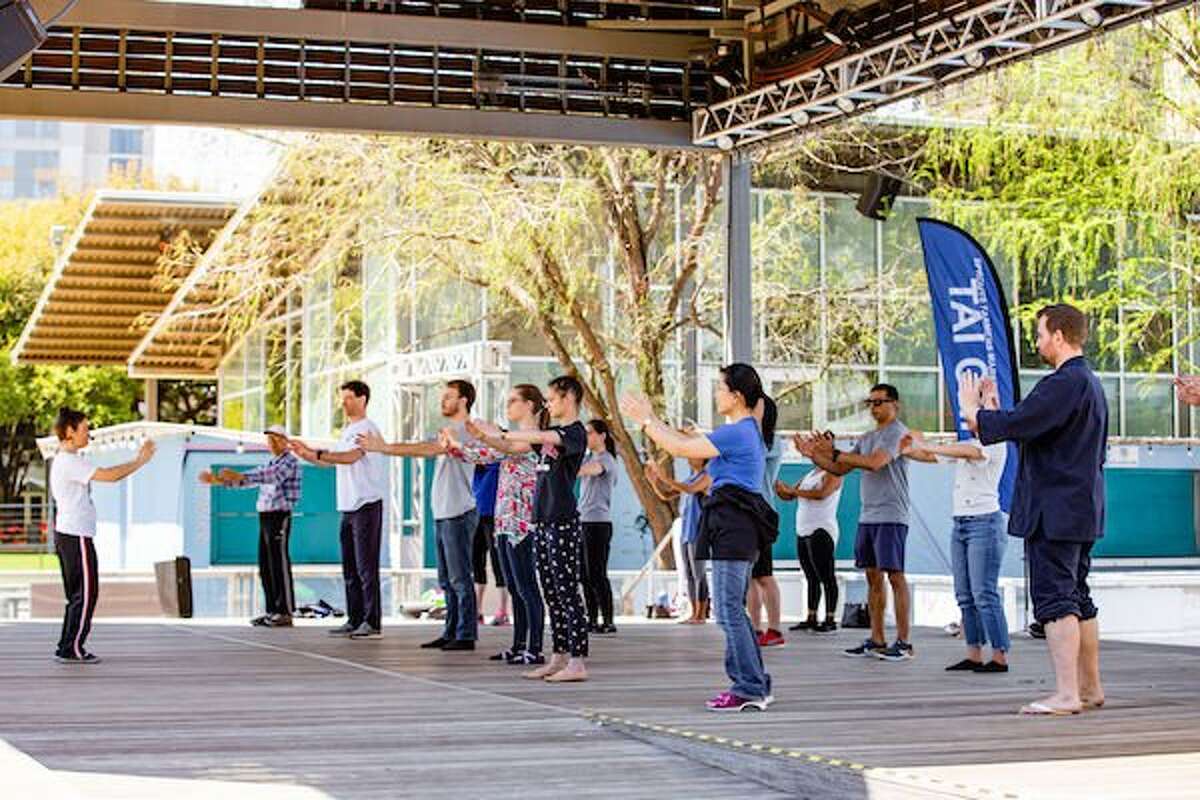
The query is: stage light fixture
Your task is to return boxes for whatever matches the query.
[835,96,856,114]
[0,0,47,83]
[715,134,735,151]
[965,49,986,69]
[1080,7,1103,27]
[791,109,810,126]
[822,9,852,47]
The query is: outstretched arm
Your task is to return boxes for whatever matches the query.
[619,393,719,460]
[93,440,157,483]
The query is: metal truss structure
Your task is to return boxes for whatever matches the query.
[0,0,715,148]
[694,0,1191,148]
[392,340,512,385]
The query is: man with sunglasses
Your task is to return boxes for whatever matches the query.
[796,383,914,662]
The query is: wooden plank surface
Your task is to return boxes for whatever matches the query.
[3,619,1200,798]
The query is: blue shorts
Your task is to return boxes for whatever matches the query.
[854,523,908,573]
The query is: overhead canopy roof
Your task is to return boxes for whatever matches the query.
[11,190,240,370]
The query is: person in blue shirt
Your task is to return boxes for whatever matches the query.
[622,363,777,713]
[961,303,1107,716]
[471,462,508,626]
[645,435,712,625]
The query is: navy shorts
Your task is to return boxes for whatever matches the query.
[854,523,908,572]
[1027,528,1097,624]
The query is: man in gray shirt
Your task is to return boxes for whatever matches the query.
[797,383,914,662]
[358,379,480,651]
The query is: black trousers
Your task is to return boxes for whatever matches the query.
[55,531,99,658]
[259,511,295,616]
[472,515,506,587]
[797,529,839,617]
[339,500,383,629]
[580,521,614,626]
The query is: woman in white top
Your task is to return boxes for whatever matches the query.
[775,465,843,634]
[902,430,1011,673]
[49,408,156,664]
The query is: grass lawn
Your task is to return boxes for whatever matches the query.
[0,552,59,571]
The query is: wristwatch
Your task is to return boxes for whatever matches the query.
[316,449,325,462]
[831,447,841,462]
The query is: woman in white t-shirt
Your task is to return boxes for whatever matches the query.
[902,430,1011,673]
[775,466,843,635]
[49,408,156,664]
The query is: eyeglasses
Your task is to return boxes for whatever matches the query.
[862,398,894,407]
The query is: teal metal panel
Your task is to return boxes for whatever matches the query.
[1097,469,1197,558]
[210,464,342,565]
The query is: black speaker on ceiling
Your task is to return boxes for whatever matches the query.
[856,173,902,221]
[0,0,47,83]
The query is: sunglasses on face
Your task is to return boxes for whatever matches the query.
[862,398,894,407]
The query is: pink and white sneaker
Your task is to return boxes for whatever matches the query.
[705,691,769,712]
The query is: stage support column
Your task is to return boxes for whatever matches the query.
[722,153,753,365]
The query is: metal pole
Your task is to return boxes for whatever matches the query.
[722,153,753,365]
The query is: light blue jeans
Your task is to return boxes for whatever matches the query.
[950,511,1010,653]
[710,559,770,700]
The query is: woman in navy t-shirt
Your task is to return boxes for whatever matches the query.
[622,363,777,712]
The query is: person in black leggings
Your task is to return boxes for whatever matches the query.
[578,419,619,634]
[776,466,843,634]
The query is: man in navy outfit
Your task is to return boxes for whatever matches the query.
[960,303,1107,716]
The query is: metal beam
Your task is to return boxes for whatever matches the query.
[0,87,696,148]
[47,0,711,62]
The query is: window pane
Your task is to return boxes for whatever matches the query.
[885,371,939,433]
[1124,377,1173,437]
[824,195,877,290]
[881,198,936,367]
[1124,310,1174,374]
[772,381,813,431]
[753,190,821,364]
[828,297,879,365]
[821,369,877,432]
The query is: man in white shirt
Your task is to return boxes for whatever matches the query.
[50,408,155,664]
[291,381,388,639]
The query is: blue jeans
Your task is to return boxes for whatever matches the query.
[497,535,544,654]
[436,510,479,642]
[710,559,770,700]
[950,511,1010,653]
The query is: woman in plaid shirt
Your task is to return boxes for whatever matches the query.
[442,384,547,666]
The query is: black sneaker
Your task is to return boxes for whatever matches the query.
[264,614,293,628]
[843,639,886,657]
[511,650,545,665]
[876,640,914,662]
[489,649,515,662]
[595,624,617,635]
[442,639,476,651]
[812,621,838,635]
[420,636,451,649]
[328,621,357,637]
[973,661,1009,673]
[788,619,817,632]
[55,652,101,665]
[946,658,983,671]
[1028,622,1046,639]
[250,614,270,627]
[348,623,382,639]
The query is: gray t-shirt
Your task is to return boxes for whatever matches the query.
[851,420,909,525]
[432,420,476,521]
[760,436,784,501]
[578,450,618,523]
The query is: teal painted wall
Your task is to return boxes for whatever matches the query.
[1096,469,1197,558]
[210,465,342,564]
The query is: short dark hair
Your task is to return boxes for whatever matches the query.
[870,383,900,402]
[54,407,88,440]
[718,363,764,410]
[761,395,778,449]
[548,375,584,404]
[339,380,370,405]
[1037,303,1088,346]
[446,379,476,412]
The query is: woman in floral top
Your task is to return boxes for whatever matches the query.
[443,384,547,665]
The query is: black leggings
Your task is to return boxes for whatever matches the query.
[581,522,613,627]
[797,529,838,618]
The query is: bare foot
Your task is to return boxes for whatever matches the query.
[545,666,588,683]
[1081,691,1106,709]
[524,657,566,680]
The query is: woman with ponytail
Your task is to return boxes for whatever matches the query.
[578,419,619,634]
[444,385,547,665]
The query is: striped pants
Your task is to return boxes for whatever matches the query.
[55,531,99,659]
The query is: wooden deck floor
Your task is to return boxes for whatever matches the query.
[3,619,1200,799]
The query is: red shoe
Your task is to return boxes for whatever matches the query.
[758,629,786,648]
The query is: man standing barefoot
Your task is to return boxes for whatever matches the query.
[961,303,1107,716]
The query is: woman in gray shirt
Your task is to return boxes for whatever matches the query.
[579,419,619,634]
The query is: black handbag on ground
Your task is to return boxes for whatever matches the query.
[841,602,870,628]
